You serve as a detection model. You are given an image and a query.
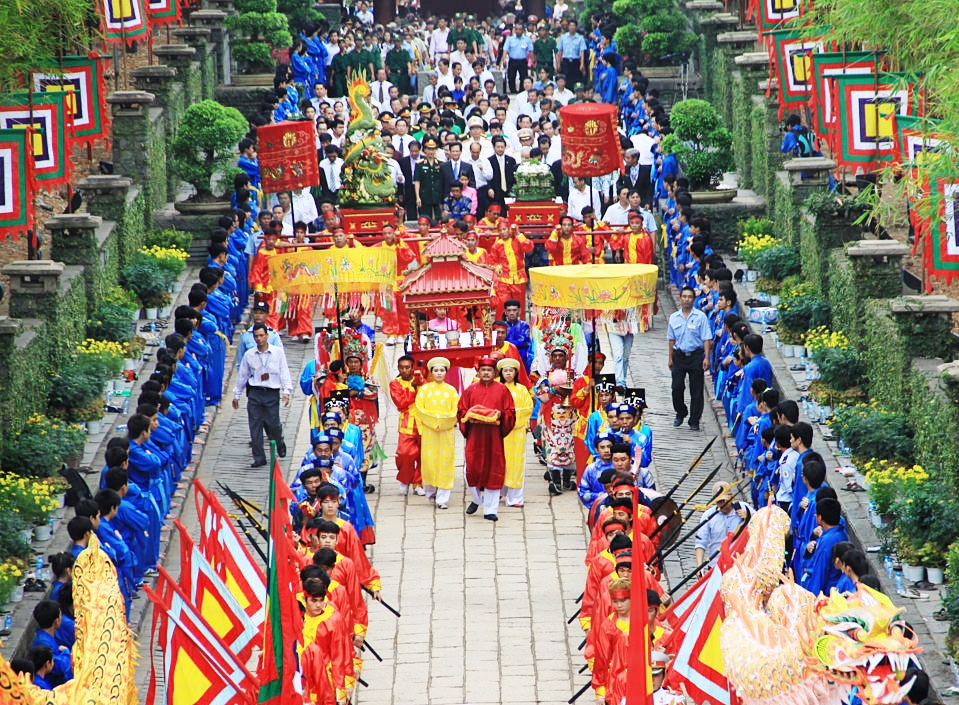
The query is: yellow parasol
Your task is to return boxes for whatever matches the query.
[267,246,396,296]
[529,263,658,310]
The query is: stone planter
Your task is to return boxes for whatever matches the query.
[8,582,24,604]
[19,528,33,544]
[159,304,173,318]
[691,188,737,204]
[87,419,104,435]
[34,522,53,542]
[926,566,945,585]
[173,198,232,215]
[232,72,274,87]
[902,563,925,584]
[145,307,159,320]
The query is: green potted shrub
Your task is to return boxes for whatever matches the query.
[0,414,86,478]
[638,12,697,66]
[226,0,292,77]
[169,100,248,208]
[804,189,869,247]
[121,255,176,316]
[661,99,734,194]
[47,357,108,427]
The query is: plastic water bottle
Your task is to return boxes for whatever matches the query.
[3,613,12,631]
[804,359,813,380]
[883,555,895,579]
[894,568,905,595]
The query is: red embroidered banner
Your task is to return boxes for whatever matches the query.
[559,104,623,178]
[257,120,319,194]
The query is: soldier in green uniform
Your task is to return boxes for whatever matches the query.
[465,15,484,57]
[533,24,557,77]
[414,137,443,221]
[330,34,355,98]
[447,13,476,56]
[359,32,382,79]
[386,36,414,94]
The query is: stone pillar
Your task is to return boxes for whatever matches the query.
[46,214,117,306]
[190,11,229,86]
[172,26,214,98]
[784,157,835,204]
[3,260,66,321]
[845,240,909,301]
[315,4,341,32]
[108,90,167,212]
[888,295,959,360]
[131,65,180,137]
[155,44,199,104]
[79,175,145,268]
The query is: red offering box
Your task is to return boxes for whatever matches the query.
[340,208,396,234]
[508,201,564,227]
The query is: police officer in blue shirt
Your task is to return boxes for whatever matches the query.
[667,285,713,431]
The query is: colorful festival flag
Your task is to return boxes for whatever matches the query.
[929,177,959,288]
[0,91,72,186]
[748,0,803,39]
[32,54,111,145]
[145,567,259,705]
[809,51,881,147]
[257,459,304,704]
[768,29,829,118]
[194,480,266,628]
[829,72,922,172]
[176,519,262,664]
[0,128,34,241]
[101,0,149,45]
[146,0,181,28]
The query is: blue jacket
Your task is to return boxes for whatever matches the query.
[33,630,73,686]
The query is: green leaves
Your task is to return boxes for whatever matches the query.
[169,100,248,197]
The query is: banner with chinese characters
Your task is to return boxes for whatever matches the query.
[0,129,33,241]
[101,0,149,44]
[829,72,922,172]
[267,245,396,295]
[768,29,829,118]
[0,91,72,186]
[559,104,623,178]
[32,54,110,145]
[257,120,320,194]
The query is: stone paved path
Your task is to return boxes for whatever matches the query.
[135,287,733,704]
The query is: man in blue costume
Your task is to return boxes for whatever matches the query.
[735,333,774,418]
[799,498,848,596]
[31,601,73,686]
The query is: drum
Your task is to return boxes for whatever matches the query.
[641,488,682,549]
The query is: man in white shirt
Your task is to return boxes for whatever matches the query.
[354,1,373,25]
[465,140,493,190]
[323,32,340,68]
[386,144,405,189]
[630,128,656,203]
[603,186,631,225]
[422,71,439,103]
[369,68,394,114]
[310,82,332,113]
[429,17,450,61]
[474,60,495,91]
[329,119,346,148]
[319,146,344,200]
[553,73,575,106]
[464,116,494,158]
[233,323,294,467]
[391,118,416,158]
[517,89,542,121]
[436,58,455,90]
[290,187,318,229]
[566,177,604,221]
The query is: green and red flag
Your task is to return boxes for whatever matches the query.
[257,458,304,705]
[100,0,149,45]
[0,128,34,241]
[929,177,959,289]
[767,29,830,119]
[0,91,72,187]
[809,51,881,147]
[829,72,923,173]
[146,0,181,30]
[748,0,804,39]
[31,54,111,146]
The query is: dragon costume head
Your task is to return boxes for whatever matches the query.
[811,585,922,704]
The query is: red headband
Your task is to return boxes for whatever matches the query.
[609,589,631,599]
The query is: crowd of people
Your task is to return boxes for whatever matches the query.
[10,3,938,704]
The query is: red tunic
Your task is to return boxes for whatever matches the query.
[588,612,630,703]
[388,377,419,436]
[334,518,382,592]
[621,231,655,264]
[456,379,517,490]
[544,230,590,265]
[301,604,354,705]
[487,234,534,284]
[331,553,369,636]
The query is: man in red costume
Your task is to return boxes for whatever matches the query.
[457,355,517,521]
[248,228,280,329]
[300,574,354,705]
[376,222,419,345]
[588,577,633,705]
[617,211,655,264]
[488,220,533,318]
[570,351,607,479]
[545,215,590,266]
[316,484,382,598]
[388,355,424,495]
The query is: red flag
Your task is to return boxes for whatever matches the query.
[626,487,655,705]
[176,520,261,664]
[194,480,266,628]
[257,459,303,704]
[257,121,320,193]
[144,567,259,705]
[559,103,624,177]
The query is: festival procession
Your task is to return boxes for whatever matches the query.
[1,0,958,703]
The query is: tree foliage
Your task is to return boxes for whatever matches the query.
[169,100,248,198]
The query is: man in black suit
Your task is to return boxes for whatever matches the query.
[487,135,516,213]
[399,140,421,220]
[438,141,474,201]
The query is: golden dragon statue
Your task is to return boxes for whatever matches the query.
[720,505,923,705]
[0,534,138,704]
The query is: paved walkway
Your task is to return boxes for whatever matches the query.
[135,289,733,704]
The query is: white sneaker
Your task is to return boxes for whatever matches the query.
[413,486,426,496]
[398,483,409,494]
[386,336,397,345]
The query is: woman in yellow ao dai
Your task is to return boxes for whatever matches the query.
[497,358,533,508]
[412,357,460,509]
